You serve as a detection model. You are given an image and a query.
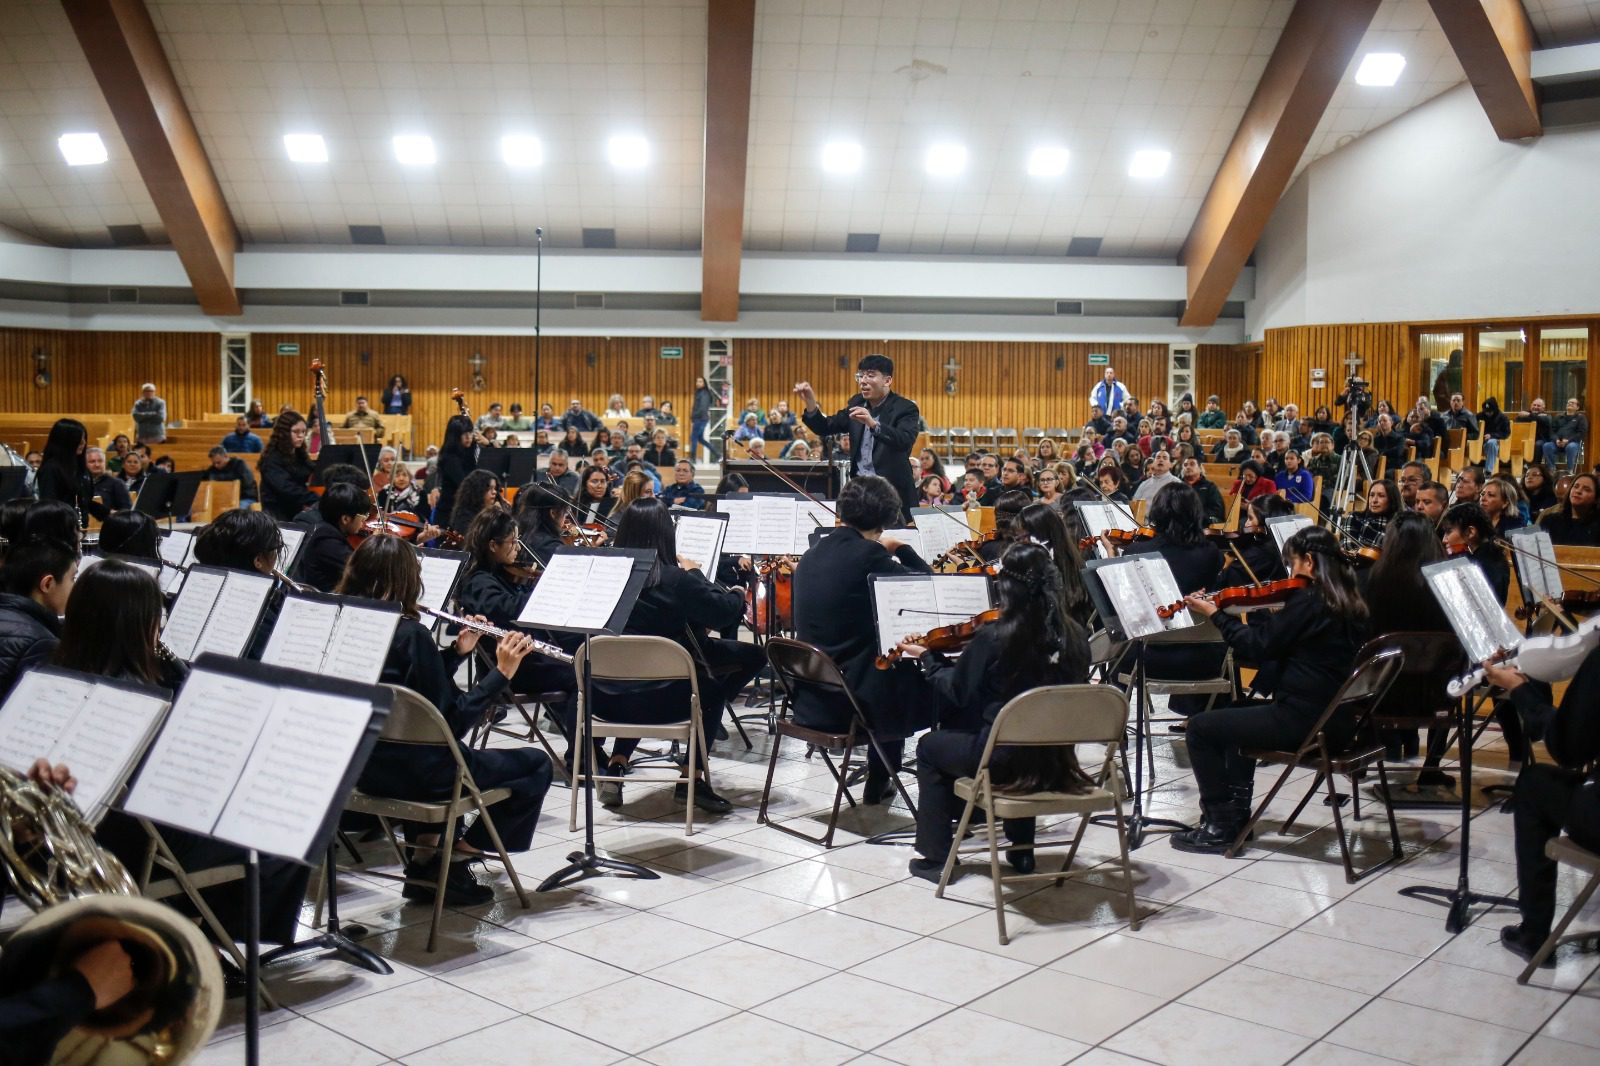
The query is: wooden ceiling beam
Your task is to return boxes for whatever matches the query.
[1179,0,1380,328]
[62,0,241,315]
[1427,0,1542,141]
[700,0,757,322]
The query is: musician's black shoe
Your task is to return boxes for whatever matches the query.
[1170,806,1244,855]
[1006,849,1037,875]
[908,857,949,883]
[402,859,493,906]
[864,774,898,805]
[675,781,734,814]
[1499,924,1556,967]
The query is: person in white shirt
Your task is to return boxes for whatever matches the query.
[1132,450,1180,504]
[1089,367,1128,415]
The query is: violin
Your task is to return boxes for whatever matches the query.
[1078,526,1154,552]
[933,530,996,569]
[875,608,1001,669]
[1446,614,1600,698]
[1348,545,1382,564]
[1202,575,1312,612]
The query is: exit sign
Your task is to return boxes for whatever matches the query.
[1087,352,1109,365]
[660,346,684,360]
[276,342,300,356]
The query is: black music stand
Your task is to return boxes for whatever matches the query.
[474,448,512,479]
[0,467,27,503]
[504,447,540,487]
[721,458,838,497]
[134,470,204,525]
[520,548,658,890]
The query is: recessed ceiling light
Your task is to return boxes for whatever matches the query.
[501,134,544,167]
[1355,52,1406,87]
[1128,149,1171,179]
[58,132,107,166]
[283,133,328,163]
[820,140,863,174]
[607,134,650,169]
[392,134,436,166]
[924,142,968,177]
[1028,145,1070,178]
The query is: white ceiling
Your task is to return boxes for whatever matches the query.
[1525,0,1600,46]
[0,0,1586,259]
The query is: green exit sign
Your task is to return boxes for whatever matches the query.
[1087,352,1109,365]
[660,346,684,360]
[276,342,300,356]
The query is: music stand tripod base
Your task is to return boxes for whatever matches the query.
[261,842,393,975]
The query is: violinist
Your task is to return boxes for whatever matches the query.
[793,475,934,803]
[1213,494,1293,589]
[293,482,370,592]
[1175,526,1368,853]
[1440,503,1509,605]
[978,491,1031,563]
[1483,644,1600,967]
[512,483,575,566]
[1118,483,1224,594]
[256,410,318,521]
[1343,478,1400,550]
[456,505,575,693]
[1179,456,1224,524]
[447,469,502,537]
[900,543,1093,882]
[1016,503,1093,628]
[339,534,551,905]
[433,415,480,526]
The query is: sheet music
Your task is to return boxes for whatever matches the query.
[718,498,758,555]
[755,496,799,556]
[260,595,341,673]
[159,565,186,596]
[212,688,372,859]
[881,528,924,559]
[53,684,168,823]
[321,605,401,684]
[1075,501,1138,559]
[933,574,994,620]
[160,567,226,660]
[193,572,274,659]
[278,525,307,571]
[567,555,635,629]
[870,575,994,656]
[158,529,194,569]
[912,506,973,562]
[124,671,278,835]
[793,501,836,555]
[517,553,635,630]
[418,554,464,614]
[1507,527,1563,603]
[674,514,728,573]
[1424,558,1523,664]
[1267,515,1314,553]
[1097,556,1193,640]
[0,672,94,785]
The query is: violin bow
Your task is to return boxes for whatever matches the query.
[723,430,839,520]
[1228,541,1262,587]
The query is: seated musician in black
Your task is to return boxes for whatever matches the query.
[1213,494,1293,589]
[1440,502,1509,605]
[977,490,1031,564]
[447,469,502,538]
[292,463,369,527]
[1016,503,1094,629]
[900,543,1093,881]
[593,498,761,814]
[512,482,573,565]
[1175,526,1368,853]
[96,510,160,563]
[1486,645,1600,966]
[191,508,288,658]
[792,474,935,803]
[338,535,551,906]
[293,482,370,592]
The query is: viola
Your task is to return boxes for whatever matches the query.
[1447,614,1600,698]
[875,608,1001,670]
[933,530,996,570]
[1203,575,1312,612]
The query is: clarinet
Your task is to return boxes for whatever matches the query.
[419,606,574,664]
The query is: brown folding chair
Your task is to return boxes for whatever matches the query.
[758,637,916,848]
[1226,648,1407,882]
[1518,835,1600,982]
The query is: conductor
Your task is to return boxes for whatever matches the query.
[795,354,921,521]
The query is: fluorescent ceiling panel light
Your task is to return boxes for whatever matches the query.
[501,134,544,167]
[1128,149,1171,179]
[608,134,650,169]
[1355,52,1406,86]
[58,132,107,166]
[1028,145,1070,177]
[392,134,436,165]
[283,133,328,163]
[820,140,863,173]
[924,142,968,177]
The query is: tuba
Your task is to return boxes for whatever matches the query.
[0,765,223,1064]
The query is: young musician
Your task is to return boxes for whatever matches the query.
[447,469,501,536]
[1176,526,1368,852]
[257,410,317,520]
[338,535,551,905]
[978,491,1032,563]
[35,420,109,528]
[900,543,1093,881]
[455,505,576,694]
[592,499,761,812]
[795,355,921,521]
[1440,502,1509,604]
[433,415,480,525]
[1015,502,1093,630]
[1214,494,1294,589]
[1484,645,1600,966]
[192,508,284,579]
[792,475,934,801]
[1120,483,1224,593]
[0,535,75,698]
[293,483,370,592]
[512,484,573,565]
[97,510,160,563]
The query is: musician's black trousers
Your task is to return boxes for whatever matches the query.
[1513,764,1600,937]
[914,730,1034,864]
[585,639,765,764]
[1186,701,1351,810]
[460,748,553,852]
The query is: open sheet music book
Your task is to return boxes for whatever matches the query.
[79,552,161,584]
[674,511,729,573]
[1424,556,1525,664]
[1506,526,1564,604]
[1086,555,1195,641]
[1267,515,1314,553]
[417,549,466,616]
[123,656,389,865]
[911,506,977,562]
[278,524,307,572]
[515,548,650,633]
[717,495,835,556]
[260,592,403,684]
[1073,501,1140,559]
[0,668,170,825]
[870,574,993,657]
[158,529,195,570]
[159,566,276,662]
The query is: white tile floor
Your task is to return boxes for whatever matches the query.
[198,701,1600,1066]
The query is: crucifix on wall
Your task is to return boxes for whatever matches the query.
[943,355,960,395]
[469,351,487,392]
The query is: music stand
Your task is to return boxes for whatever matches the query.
[473,448,512,479]
[504,448,539,487]
[513,547,657,890]
[122,655,391,1066]
[0,467,27,503]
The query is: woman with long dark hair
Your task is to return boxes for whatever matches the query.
[1344,478,1400,549]
[1539,471,1600,546]
[1175,526,1369,853]
[35,419,109,527]
[447,469,501,536]
[901,543,1093,880]
[1522,462,1557,516]
[1214,494,1294,588]
[1121,483,1223,592]
[1015,502,1092,628]
[383,374,412,415]
[575,466,615,527]
[97,510,160,562]
[256,410,317,520]
[433,415,479,525]
[558,425,585,456]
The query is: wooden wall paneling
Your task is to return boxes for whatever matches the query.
[1260,323,1408,418]
[1197,343,1257,415]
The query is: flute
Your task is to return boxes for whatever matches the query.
[420,606,575,664]
[272,566,312,594]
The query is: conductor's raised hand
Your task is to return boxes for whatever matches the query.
[495,632,536,676]
[793,381,817,410]
[848,406,876,427]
